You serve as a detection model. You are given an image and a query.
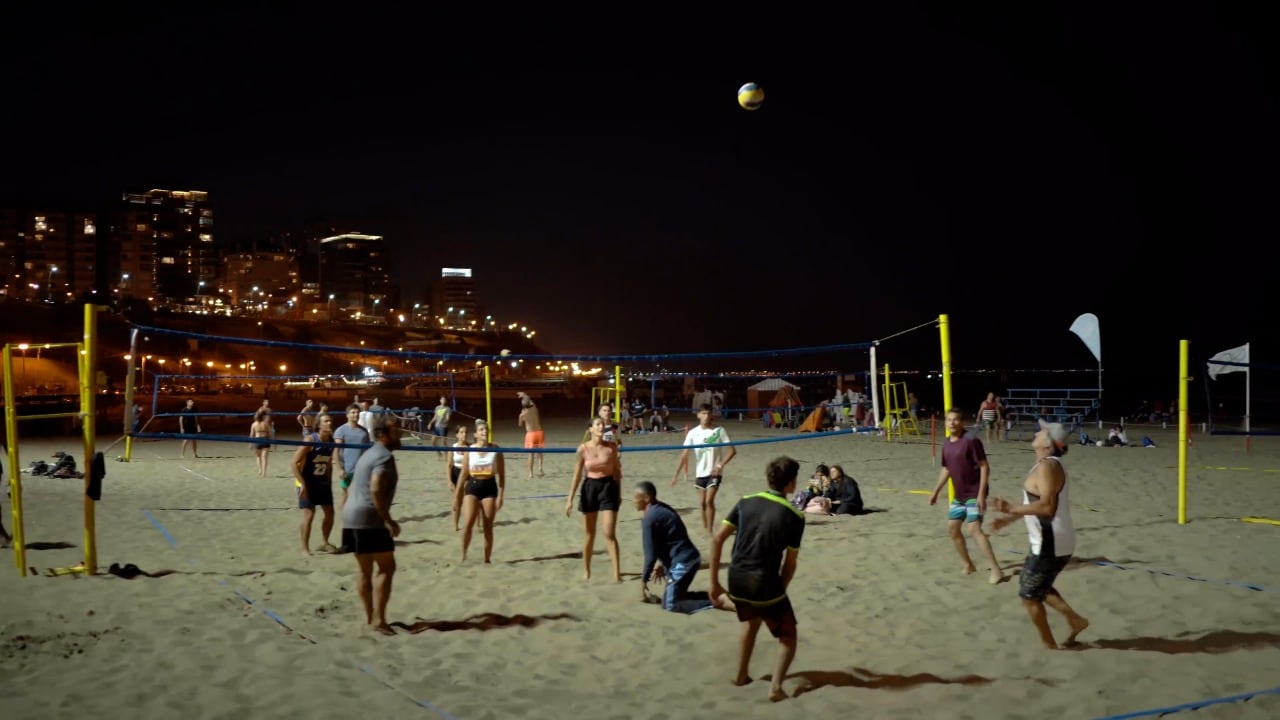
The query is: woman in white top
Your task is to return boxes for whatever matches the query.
[446,424,470,523]
[454,418,504,563]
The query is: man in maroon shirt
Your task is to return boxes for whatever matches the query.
[928,409,1005,584]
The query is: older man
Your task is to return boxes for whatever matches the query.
[634,480,715,614]
[344,417,403,636]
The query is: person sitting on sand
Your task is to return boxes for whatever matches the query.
[1105,426,1129,447]
[826,465,864,516]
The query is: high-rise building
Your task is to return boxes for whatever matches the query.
[431,267,481,329]
[318,233,395,316]
[221,252,301,309]
[111,189,214,301]
[0,209,98,301]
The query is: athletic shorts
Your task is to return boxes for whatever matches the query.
[524,430,545,449]
[695,475,722,490]
[350,527,394,555]
[580,476,620,513]
[450,464,462,487]
[1019,553,1072,601]
[465,476,499,500]
[733,596,798,638]
[433,424,448,437]
[298,479,334,509]
[947,498,983,523]
[253,439,271,450]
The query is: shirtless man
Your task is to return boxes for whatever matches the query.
[298,398,316,438]
[517,391,545,478]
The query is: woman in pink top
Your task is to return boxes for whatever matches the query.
[566,417,623,581]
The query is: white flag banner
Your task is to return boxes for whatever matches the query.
[1208,343,1250,380]
[1069,313,1101,364]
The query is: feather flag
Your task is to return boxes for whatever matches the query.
[1208,343,1249,380]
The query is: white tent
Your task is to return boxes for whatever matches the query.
[747,377,802,420]
[748,378,801,392]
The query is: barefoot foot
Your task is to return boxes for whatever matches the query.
[732,676,754,687]
[962,565,977,575]
[769,686,788,702]
[989,570,1006,585]
[1065,616,1090,645]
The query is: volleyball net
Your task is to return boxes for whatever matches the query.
[119,316,952,458]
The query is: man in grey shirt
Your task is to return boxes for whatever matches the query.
[343,416,402,636]
[334,403,371,554]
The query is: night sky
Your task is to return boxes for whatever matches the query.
[5,5,1277,401]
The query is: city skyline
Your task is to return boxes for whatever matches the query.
[4,5,1278,403]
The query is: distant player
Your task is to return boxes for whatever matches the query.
[672,403,737,534]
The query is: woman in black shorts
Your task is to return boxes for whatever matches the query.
[565,417,622,582]
[454,419,504,563]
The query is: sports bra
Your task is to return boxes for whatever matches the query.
[452,442,468,469]
[469,448,497,478]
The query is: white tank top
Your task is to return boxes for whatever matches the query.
[452,442,468,469]
[1023,456,1076,557]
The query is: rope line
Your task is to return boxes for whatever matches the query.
[1094,683,1280,720]
[875,317,939,344]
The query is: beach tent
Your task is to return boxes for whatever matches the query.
[746,377,802,420]
[797,404,827,433]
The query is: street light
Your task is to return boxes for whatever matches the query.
[48,266,58,302]
[328,294,336,323]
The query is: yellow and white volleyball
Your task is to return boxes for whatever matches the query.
[737,82,765,111]
[499,349,512,357]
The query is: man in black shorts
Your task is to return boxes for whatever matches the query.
[343,417,403,636]
[708,456,805,702]
[291,413,336,555]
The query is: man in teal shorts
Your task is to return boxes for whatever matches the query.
[928,409,1005,584]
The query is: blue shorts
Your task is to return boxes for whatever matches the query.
[947,498,982,523]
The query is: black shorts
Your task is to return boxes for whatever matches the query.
[465,476,499,500]
[450,464,462,487]
[350,527,394,555]
[253,439,271,450]
[298,479,334,509]
[1019,553,1072,601]
[579,476,620,513]
[695,475,722,490]
[733,596,798,638]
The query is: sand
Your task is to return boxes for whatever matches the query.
[2,416,1279,720]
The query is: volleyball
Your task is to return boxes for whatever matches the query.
[1096,440,1105,447]
[500,349,511,357]
[738,83,764,111]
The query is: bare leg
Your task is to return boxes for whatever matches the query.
[300,508,315,555]
[371,552,396,635]
[599,509,621,582]
[319,506,336,551]
[527,454,534,480]
[355,554,374,625]
[733,619,762,686]
[460,495,479,561]
[704,485,719,535]
[480,497,497,563]
[1044,589,1089,645]
[581,512,598,580]
[1021,597,1058,648]
[537,452,544,476]
[968,521,1005,583]
[948,519,976,573]
[770,630,798,702]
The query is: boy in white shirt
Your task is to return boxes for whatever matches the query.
[671,403,737,535]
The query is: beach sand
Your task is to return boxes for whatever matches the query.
[2,417,1279,720]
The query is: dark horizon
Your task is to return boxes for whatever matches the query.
[3,4,1277,408]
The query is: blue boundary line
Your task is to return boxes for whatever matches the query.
[129,427,863,453]
[1096,683,1280,719]
[1005,549,1272,592]
[141,508,459,718]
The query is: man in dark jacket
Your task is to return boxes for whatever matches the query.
[634,480,713,613]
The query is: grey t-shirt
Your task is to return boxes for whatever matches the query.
[367,403,387,432]
[343,442,397,529]
[333,423,369,474]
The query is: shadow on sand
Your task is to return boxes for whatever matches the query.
[390,612,579,634]
[1068,630,1280,654]
[790,666,992,697]
[25,541,78,550]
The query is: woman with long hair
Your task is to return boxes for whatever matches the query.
[250,408,273,477]
[454,419,504,562]
[565,416,622,581]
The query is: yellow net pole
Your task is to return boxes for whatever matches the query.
[3,344,26,576]
[123,327,138,461]
[614,366,622,424]
[882,363,893,441]
[483,364,493,442]
[1178,339,1189,525]
[939,314,955,503]
[82,305,101,574]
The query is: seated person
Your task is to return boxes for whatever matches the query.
[1105,426,1129,447]
[826,465,864,515]
[793,464,828,510]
